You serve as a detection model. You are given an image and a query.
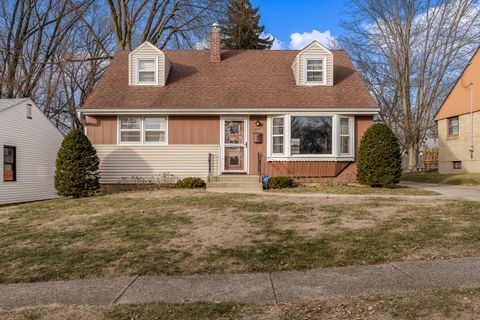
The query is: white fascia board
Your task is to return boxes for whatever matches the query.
[78,108,380,116]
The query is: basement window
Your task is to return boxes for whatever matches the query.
[453,161,462,169]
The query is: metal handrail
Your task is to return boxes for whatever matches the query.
[208,153,213,182]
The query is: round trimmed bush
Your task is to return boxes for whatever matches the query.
[268,176,296,189]
[357,123,402,187]
[55,129,100,197]
[176,177,206,189]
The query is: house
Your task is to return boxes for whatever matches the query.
[78,25,378,186]
[0,98,63,205]
[434,48,480,174]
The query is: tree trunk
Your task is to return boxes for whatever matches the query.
[407,145,418,172]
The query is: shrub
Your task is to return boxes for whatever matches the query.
[176,177,206,189]
[55,129,100,197]
[268,176,296,189]
[357,123,402,187]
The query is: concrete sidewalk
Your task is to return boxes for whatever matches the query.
[400,181,480,201]
[1,257,480,310]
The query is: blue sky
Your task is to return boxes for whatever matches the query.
[251,0,349,49]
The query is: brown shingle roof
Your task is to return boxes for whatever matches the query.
[82,50,377,110]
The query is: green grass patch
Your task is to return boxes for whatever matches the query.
[402,172,480,185]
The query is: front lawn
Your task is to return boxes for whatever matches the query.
[270,184,438,195]
[0,190,479,283]
[3,287,480,319]
[402,172,480,185]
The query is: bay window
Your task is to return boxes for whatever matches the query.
[291,116,332,154]
[340,117,351,154]
[269,115,354,158]
[119,116,167,144]
[272,117,284,154]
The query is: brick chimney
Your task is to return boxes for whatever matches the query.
[210,22,221,63]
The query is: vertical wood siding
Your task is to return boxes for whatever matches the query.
[168,116,220,144]
[94,145,220,184]
[249,115,267,175]
[86,116,117,144]
[0,101,63,204]
[267,161,351,177]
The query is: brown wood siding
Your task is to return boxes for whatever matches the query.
[168,116,220,144]
[267,161,351,177]
[355,116,374,153]
[86,116,117,144]
[249,116,267,175]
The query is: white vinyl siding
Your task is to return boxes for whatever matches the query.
[293,41,334,86]
[93,145,220,183]
[0,100,63,205]
[128,42,170,86]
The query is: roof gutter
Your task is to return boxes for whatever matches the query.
[78,107,380,117]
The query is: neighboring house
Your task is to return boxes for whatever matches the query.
[434,48,480,174]
[0,98,63,205]
[78,25,378,185]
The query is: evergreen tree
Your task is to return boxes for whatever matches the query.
[55,129,100,197]
[357,123,402,187]
[221,0,273,50]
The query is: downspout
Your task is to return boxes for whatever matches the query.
[469,82,474,159]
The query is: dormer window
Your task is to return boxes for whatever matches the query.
[306,59,325,84]
[137,58,157,85]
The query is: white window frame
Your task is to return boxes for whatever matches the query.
[304,57,326,86]
[338,116,354,156]
[271,116,285,155]
[119,116,142,144]
[136,57,158,85]
[143,117,167,144]
[267,114,355,161]
[118,116,168,145]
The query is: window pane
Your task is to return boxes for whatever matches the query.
[307,60,323,71]
[307,71,323,82]
[4,149,14,163]
[121,131,141,142]
[341,136,350,154]
[121,117,141,130]
[273,136,284,154]
[145,131,165,142]
[273,117,284,135]
[139,71,155,82]
[144,117,165,130]
[291,116,332,154]
[340,118,349,135]
[138,59,155,71]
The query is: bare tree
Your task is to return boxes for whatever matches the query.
[341,0,480,171]
[105,0,228,50]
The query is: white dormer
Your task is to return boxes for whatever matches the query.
[128,42,171,86]
[291,41,333,86]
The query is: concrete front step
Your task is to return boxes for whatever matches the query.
[207,175,263,192]
[209,175,260,182]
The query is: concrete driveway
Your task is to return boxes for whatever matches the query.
[400,181,480,201]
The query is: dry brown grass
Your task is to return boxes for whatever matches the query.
[0,190,479,283]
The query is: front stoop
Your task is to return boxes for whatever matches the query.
[207,175,263,193]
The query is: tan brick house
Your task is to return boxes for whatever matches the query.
[434,48,480,174]
[78,25,378,185]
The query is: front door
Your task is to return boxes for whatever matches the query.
[222,118,248,173]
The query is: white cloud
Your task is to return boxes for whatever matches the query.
[271,37,285,50]
[288,30,337,50]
